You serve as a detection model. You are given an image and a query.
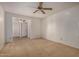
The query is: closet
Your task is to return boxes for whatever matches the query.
[12,17,30,39]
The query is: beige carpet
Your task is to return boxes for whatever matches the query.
[0,38,79,57]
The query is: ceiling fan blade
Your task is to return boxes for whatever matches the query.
[33,10,39,13]
[42,8,52,10]
[39,2,43,7]
[40,9,45,14]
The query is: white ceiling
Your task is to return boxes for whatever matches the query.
[0,2,79,18]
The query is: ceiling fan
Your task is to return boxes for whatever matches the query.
[33,2,52,14]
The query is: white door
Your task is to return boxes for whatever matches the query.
[12,17,20,37]
[21,22,28,37]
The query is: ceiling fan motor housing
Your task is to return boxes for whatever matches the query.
[38,7,42,9]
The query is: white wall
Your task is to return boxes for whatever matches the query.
[5,12,12,42]
[0,5,5,50]
[42,5,79,49]
[30,19,41,39]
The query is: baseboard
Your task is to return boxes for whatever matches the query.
[30,37,42,40]
[13,36,27,38]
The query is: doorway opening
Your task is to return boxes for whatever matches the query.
[12,17,32,41]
